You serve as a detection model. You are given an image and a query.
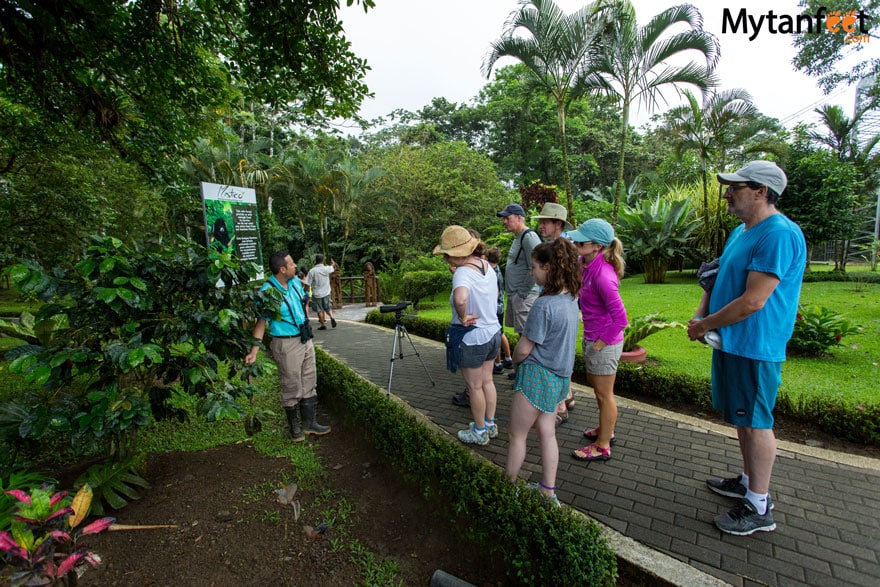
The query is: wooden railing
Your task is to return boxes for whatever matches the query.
[330,264,380,308]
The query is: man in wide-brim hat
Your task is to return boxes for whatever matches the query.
[533,202,573,241]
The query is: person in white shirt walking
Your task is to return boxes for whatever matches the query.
[306,254,337,330]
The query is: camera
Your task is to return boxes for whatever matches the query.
[379,300,412,314]
[299,321,314,343]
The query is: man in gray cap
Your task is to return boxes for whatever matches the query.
[687,160,806,536]
[498,203,542,336]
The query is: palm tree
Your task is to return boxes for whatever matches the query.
[334,156,385,268]
[271,146,342,256]
[665,88,756,213]
[582,1,720,225]
[482,0,607,224]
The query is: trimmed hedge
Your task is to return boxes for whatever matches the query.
[315,349,618,586]
[802,271,880,284]
[366,311,880,445]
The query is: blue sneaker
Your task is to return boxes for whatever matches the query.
[486,422,499,439]
[458,423,489,446]
[525,483,561,507]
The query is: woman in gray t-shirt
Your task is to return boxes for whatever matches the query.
[506,240,581,507]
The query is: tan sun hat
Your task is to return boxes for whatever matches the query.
[532,202,574,231]
[432,225,479,257]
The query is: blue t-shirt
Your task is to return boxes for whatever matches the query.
[260,276,308,337]
[521,293,580,377]
[709,214,806,362]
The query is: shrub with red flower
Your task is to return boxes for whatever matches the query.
[787,304,862,357]
[518,181,558,213]
[0,485,114,585]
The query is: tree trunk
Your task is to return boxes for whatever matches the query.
[557,98,575,226]
[642,257,668,284]
[613,99,630,227]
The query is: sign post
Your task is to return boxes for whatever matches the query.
[200,182,264,280]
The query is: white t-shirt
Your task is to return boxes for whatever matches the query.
[306,264,334,298]
[450,260,500,346]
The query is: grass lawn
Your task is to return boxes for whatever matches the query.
[415,267,880,409]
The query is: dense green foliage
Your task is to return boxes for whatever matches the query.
[316,350,617,586]
[0,0,372,172]
[1,237,261,465]
[361,141,511,262]
[792,0,880,93]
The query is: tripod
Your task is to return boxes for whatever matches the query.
[380,302,435,395]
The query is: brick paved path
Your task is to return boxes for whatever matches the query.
[314,318,880,586]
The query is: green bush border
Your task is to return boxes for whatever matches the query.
[801,271,880,284]
[366,311,880,445]
[315,348,617,586]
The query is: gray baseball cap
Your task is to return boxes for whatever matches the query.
[717,160,787,195]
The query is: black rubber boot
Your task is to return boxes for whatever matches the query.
[300,396,331,435]
[284,406,305,442]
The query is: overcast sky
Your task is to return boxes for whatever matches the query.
[338,0,878,131]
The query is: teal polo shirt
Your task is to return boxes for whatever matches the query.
[260,276,307,337]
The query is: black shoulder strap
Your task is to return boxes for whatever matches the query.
[269,279,308,327]
[514,228,538,265]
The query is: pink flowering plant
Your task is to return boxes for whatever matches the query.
[0,484,114,585]
[787,304,862,357]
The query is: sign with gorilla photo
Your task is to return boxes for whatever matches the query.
[200,182,264,280]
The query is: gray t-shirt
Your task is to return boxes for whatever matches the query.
[521,293,580,378]
[505,228,541,297]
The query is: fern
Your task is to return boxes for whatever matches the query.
[75,459,150,514]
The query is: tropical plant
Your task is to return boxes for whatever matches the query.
[617,197,698,283]
[0,484,115,586]
[74,460,150,515]
[622,313,685,352]
[0,311,66,349]
[582,0,720,225]
[787,305,862,357]
[3,236,261,458]
[483,0,608,225]
[0,471,56,532]
[781,142,864,268]
[0,0,373,176]
[334,156,386,269]
[662,88,760,257]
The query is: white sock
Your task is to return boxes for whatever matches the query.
[745,490,769,515]
[740,472,750,490]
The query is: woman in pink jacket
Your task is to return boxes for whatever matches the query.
[568,219,628,462]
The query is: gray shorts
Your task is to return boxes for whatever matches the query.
[311,295,332,313]
[583,339,623,376]
[505,292,537,334]
[459,332,501,369]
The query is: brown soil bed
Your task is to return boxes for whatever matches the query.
[78,413,509,587]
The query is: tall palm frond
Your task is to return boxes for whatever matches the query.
[581,1,720,225]
[483,0,609,224]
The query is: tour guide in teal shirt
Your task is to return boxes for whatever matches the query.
[246,251,331,442]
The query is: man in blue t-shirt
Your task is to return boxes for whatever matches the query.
[687,161,806,536]
[246,251,331,442]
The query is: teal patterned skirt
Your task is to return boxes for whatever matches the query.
[514,362,569,413]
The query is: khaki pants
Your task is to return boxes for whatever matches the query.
[269,337,317,407]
